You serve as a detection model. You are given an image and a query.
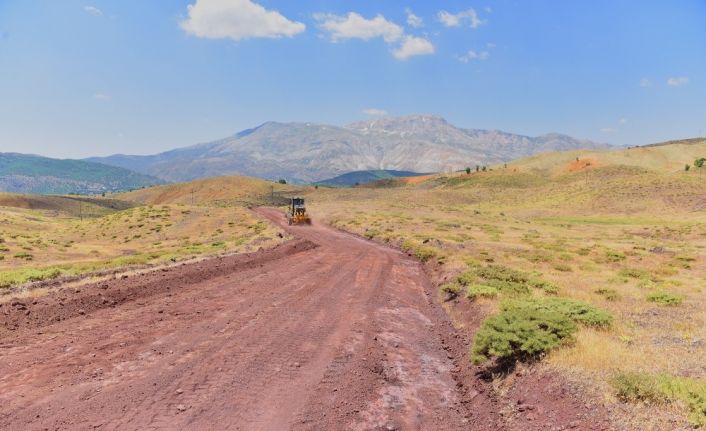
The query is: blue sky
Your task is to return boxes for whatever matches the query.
[0,0,704,158]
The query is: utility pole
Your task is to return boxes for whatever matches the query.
[79,200,82,221]
[271,185,274,205]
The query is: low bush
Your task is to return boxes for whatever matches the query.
[13,252,33,261]
[440,282,461,301]
[471,303,576,365]
[475,264,530,283]
[502,298,613,328]
[553,263,572,272]
[611,372,667,403]
[529,279,560,295]
[364,229,380,239]
[466,284,500,300]
[605,250,626,262]
[647,291,684,306]
[471,297,612,365]
[611,372,706,426]
[595,287,620,301]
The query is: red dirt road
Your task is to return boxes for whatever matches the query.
[0,208,497,430]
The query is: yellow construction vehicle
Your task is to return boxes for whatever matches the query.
[286,197,311,225]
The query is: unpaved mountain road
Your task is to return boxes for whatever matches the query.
[0,207,502,430]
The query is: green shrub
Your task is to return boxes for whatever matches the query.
[466,284,500,300]
[471,297,612,365]
[471,304,577,365]
[457,270,476,286]
[619,267,656,281]
[595,287,620,301]
[364,229,380,239]
[553,263,572,272]
[475,264,530,283]
[13,252,33,261]
[647,291,684,306]
[440,282,461,301]
[414,246,436,262]
[502,297,613,328]
[605,250,626,262]
[611,372,667,403]
[611,372,706,426]
[529,279,560,295]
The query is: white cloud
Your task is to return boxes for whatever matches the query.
[600,127,616,133]
[393,35,435,60]
[316,11,432,61]
[619,118,628,124]
[486,42,496,49]
[315,12,403,43]
[405,8,423,28]
[437,9,483,29]
[639,78,652,87]
[484,7,493,13]
[667,76,689,87]
[180,0,305,41]
[458,49,489,63]
[83,5,102,16]
[363,108,388,116]
[93,93,111,101]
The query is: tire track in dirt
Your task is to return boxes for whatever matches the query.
[0,207,501,430]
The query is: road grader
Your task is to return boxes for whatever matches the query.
[286,197,311,225]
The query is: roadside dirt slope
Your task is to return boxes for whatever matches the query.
[0,208,503,430]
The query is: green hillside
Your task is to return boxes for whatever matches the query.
[315,169,428,187]
[0,153,163,194]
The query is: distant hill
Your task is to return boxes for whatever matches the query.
[510,138,706,175]
[0,153,163,195]
[118,176,303,207]
[0,193,136,217]
[315,170,428,187]
[87,114,605,183]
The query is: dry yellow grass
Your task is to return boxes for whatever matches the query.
[0,177,293,289]
[306,147,706,426]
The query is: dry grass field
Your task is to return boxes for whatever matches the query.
[0,178,297,290]
[309,141,706,428]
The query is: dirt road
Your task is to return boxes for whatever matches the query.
[0,208,500,430]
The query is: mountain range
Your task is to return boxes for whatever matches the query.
[88,115,605,183]
[0,153,163,195]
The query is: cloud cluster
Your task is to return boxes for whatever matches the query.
[667,76,689,87]
[315,12,403,43]
[315,12,434,60]
[405,9,423,28]
[437,9,483,28]
[393,36,435,60]
[178,2,495,62]
[640,77,690,88]
[83,5,102,16]
[180,0,305,41]
[458,49,489,63]
[363,108,388,116]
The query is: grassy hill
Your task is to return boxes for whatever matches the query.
[308,139,706,428]
[314,170,429,187]
[510,138,706,175]
[0,152,163,194]
[119,176,306,206]
[0,177,294,289]
[0,193,137,218]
